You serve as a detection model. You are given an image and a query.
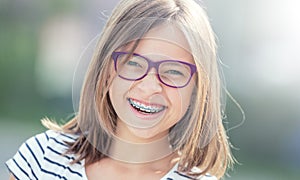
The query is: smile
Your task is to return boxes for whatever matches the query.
[128,98,166,114]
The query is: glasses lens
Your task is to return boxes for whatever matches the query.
[158,61,191,87]
[116,53,148,80]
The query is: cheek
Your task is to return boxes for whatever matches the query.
[110,75,130,94]
[109,78,125,109]
[109,77,135,108]
[168,87,194,118]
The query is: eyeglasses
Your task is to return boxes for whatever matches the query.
[111,52,197,88]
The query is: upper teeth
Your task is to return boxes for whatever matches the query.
[129,99,165,113]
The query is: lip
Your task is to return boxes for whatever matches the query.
[127,98,167,120]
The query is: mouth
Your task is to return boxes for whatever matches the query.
[128,98,166,114]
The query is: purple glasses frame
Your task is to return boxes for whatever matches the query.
[111,51,197,88]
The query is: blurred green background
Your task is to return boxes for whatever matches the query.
[0,0,299,179]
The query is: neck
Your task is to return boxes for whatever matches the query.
[108,134,174,163]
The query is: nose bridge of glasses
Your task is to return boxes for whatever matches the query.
[139,59,160,85]
[146,56,167,73]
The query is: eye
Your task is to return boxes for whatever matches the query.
[164,69,184,76]
[126,60,142,67]
[124,56,145,68]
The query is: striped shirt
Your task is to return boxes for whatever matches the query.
[6,130,217,180]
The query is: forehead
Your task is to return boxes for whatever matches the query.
[124,24,194,63]
[143,24,191,51]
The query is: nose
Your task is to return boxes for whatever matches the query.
[136,68,163,94]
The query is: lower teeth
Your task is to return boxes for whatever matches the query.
[135,107,154,114]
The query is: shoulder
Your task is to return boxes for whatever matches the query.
[6,130,87,180]
[163,163,217,180]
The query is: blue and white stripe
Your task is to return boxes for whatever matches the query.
[6,130,86,180]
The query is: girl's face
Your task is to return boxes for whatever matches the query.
[109,25,196,142]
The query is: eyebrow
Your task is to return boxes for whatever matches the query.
[133,52,191,63]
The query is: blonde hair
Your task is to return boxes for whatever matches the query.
[43,0,234,178]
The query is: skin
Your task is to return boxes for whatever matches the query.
[86,25,196,179]
[110,24,195,143]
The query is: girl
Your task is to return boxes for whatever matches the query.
[6,0,234,179]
